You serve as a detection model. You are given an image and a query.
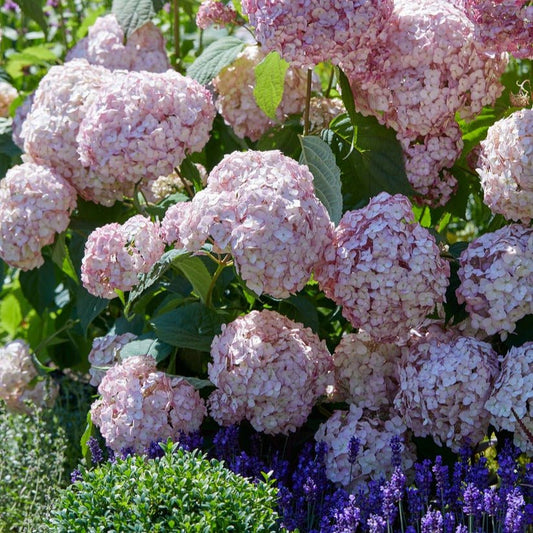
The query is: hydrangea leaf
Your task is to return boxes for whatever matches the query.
[173,255,212,304]
[19,260,57,316]
[299,135,343,225]
[112,0,164,37]
[75,285,109,335]
[188,37,246,86]
[13,0,47,33]
[119,334,173,363]
[253,51,289,120]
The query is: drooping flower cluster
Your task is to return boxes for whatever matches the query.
[0,340,58,412]
[213,46,310,141]
[314,192,450,342]
[81,215,164,299]
[196,0,239,29]
[91,355,207,454]
[394,327,499,451]
[163,150,333,299]
[0,80,17,117]
[332,331,400,411]
[242,0,394,70]
[76,69,215,205]
[315,404,416,489]
[88,332,137,387]
[0,162,77,270]
[207,310,334,435]
[66,15,170,72]
[485,342,533,455]
[456,224,532,337]
[476,107,533,224]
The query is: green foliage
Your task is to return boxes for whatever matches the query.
[112,0,165,37]
[48,443,281,532]
[254,51,289,120]
[13,0,48,33]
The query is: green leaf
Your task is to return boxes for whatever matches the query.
[173,255,212,304]
[253,51,289,120]
[0,293,22,338]
[14,0,48,33]
[75,286,109,335]
[80,410,94,462]
[322,114,413,211]
[5,45,58,79]
[119,334,173,363]
[256,118,303,160]
[19,260,57,315]
[51,233,79,284]
[112,0,164,37]
[0,118,22,159]
[299,135,343,224]
[187,37,246,86]
[150,302,223,352]
[336,67,358,140]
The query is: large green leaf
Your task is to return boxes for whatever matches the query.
[119,334,173,363]
[112,0,164,37]
[14,0,47,33]
[187,37,246,86]
[75,286,109,335]
[253,51,289,120]
[151,302,223,352]
[19,260,57,315]
[0,293,22,338]
[174,255,212,304]
[299,135,343,225]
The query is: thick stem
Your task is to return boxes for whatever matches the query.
[303,68,313,136]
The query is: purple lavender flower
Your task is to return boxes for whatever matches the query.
[407,487,425,524]
[212,424,239,462]
[415,459,433,502]
[455,526,468,533]
[499,441,521,494]
[381,466,406,523]
[303,476,319,503]
[443,512,455,533]
[462,482,483,517]
[348,436,360,465]
[145,440,165,459]
[70,468,82,483]
[329,494,361,533]
[504,488,525,533]
[482,487,501,517]
[88,436,104,464]
[367,514,386,533]
[433,456,449,508]
[120,446,135,459]
[421,508,443,533]
[390,435,403,468]
[177,430,203,451]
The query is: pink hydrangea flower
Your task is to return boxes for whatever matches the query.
[213,46,311,141]
[242,0,394,70]
[88,332,137,387]
[314,192,450,342]
[485,342,533,455]
[0,162,77,270]
[76,69,215,205]
[477,107,533,224]
[0,80,17,117]
[456,224,532,337]
[0,340,58,412]
[315,404,416,489]
[394,327,499,451]
[66,15,170,72]
[91,355,206,454]
[196,0,239,29]
[81,215,165,299]
[207,310,334,435]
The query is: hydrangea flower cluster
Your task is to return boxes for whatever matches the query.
[76,69,215,205]
[88,332,137,387]
[476,107,533,224]
[332,331,400,411]
[0,162,77,270]
[196,0,239,29]
[394,327,499,451]
[66,15,170,72]
[242,0,394,70]
[314,192,450,342]
[307,97,346,133]
[315,404,416,489]
[91,355,207,454]
[456,224,532,337]
[81,215,164,299]
[207,310,334,435]
[213,46,310,141]
[485,342,533,455]
[0,80,17,117]
[163,150,333,299]
[0,340,58,412]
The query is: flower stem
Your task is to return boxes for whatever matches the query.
[303,68,313,136]
[205,254,232,308]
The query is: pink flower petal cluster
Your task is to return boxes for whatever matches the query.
[0,162,77,270]
[307,97,346,134]
[81,215,164,299]
[332,331,400,411]
[0,80,17,117]
[196,0,239,29]
[76,69,215,205]
[207,310,334,435]
[314,192,450,343]
[66,15,170,72]
[213,46,310,141]
[163,150,333,298]
[456,224,532,337]
[394,327,499,451]
[242,0,393,70]
[91,355,207,454]
[315,404,416,489]
[485,342,533,455]
[477,107,533,224]
[88,332,137,387]
[462,0,533,59]
[0,340,58,412]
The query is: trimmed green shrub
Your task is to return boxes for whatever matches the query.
[48,442,281,532]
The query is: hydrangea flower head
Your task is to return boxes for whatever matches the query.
[196,0,239,29]
[81,215,164,299]
[0,162,77,270]
[456,224,532,337]
[0,81,17,117]
[394,327,499,451]
[91,355,206,453]
[207,310,334,434]
[314,192,450,342]
[477,107,533,223]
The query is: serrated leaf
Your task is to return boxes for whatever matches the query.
[14,0,47,33]
[187,37,245,86]
[119,334,173,363]
[112,0,164,37]
[253,51,289,120]
[299,136,343,224]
